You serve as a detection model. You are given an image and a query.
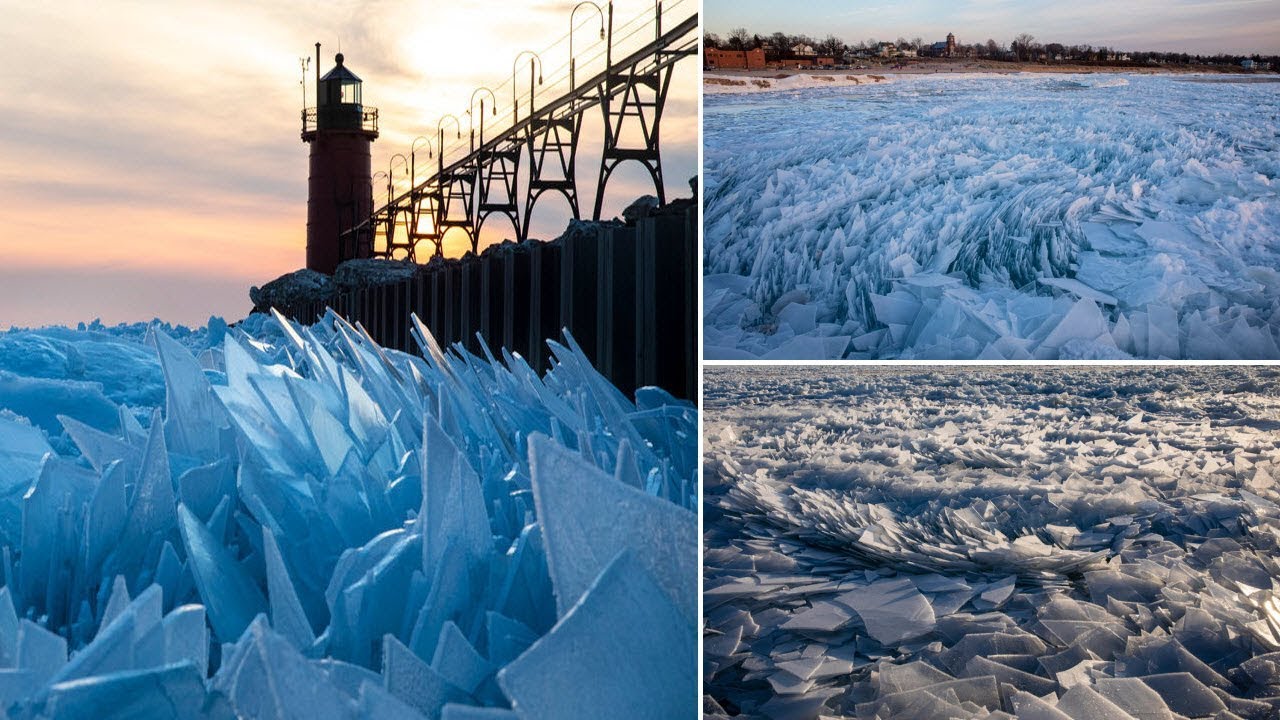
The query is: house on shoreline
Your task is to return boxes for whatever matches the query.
[704,45,836,70]
[923,33,958,58]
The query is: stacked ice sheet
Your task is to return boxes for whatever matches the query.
[704,366,1280,719]
[703,75,1280,359]
[0,310,696,718]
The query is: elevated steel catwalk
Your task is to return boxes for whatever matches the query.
[340,6,698,262]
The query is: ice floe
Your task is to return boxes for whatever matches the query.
[705,365,1280,718]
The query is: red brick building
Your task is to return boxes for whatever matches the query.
[705,47,766,70]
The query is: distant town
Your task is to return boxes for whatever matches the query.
[704,29,1278,72]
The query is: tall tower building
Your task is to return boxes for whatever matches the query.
[946,33,957,57]
[302,48,379,275]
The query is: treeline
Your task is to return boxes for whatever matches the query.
[704,29,1280,67]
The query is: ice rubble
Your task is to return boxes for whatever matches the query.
[704,365,1280,719]
[0,310,696,718]
[703,74,1280,359]
[704,73,891,95]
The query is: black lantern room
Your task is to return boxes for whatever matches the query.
[316,53,366,131]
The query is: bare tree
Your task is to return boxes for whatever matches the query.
[704,32,722,50]
[985,38,1000,58]
[818,34,847,57]
[728,27,752,50]
[1012,33,1036,61]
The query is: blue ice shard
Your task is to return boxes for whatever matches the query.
[527,434,696,626]
[498,551,695,719]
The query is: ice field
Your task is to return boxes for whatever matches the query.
[704,365,1280,719]
[703,74,1280,359]
[0,312,696,718]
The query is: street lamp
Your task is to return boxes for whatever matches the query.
[511,51,543,123]
[437,114,462,177]
[468,87,497,152]
[569,2,605,92]
[387,154,408,248]
[410,136,434,191]
[372,171,389,207]
[388,153,408,204]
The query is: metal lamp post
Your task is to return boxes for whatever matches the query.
[409,136,433,191]
[468,88,497,152]
[437,114,462,178]
[569,2,605,92]
[388,153,408,205]
[511,51,543,123]
[387,154,408,248]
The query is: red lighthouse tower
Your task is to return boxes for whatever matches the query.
[302,47,378,275]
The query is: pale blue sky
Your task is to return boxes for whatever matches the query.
[706,0,1280,54]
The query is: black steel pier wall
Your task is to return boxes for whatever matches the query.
[275,203,697,401]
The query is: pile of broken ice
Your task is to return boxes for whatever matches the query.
[0,310,696,718]
[703,74,1280,359]
[704,365,1280,719]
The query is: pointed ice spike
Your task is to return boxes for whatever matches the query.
[20,455,96,621]
[0,587,19,667]
[212,615,352,720]
[484,612,539,668]
[99,576,132,633]
[84,460,127,576]
[497,550,695,720]
[527,434,696,626]
[149,328,227,462]
[491,525,555,635]
[0,416,53,549]
[57,414,140,478]
[383,633,463,720]
[430,621,491,696]
[49,584,163,684]
[16,618,66,685]
[263,527,317,651]
[176,504,267,643]
[613,439,643,489]
[109,408,177,578]
[420,415,492,577]
[176,457,236,524]
[163,604,209,676]
[408,538,473,662]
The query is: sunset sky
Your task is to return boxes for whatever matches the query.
[0,0,697,327]
[707,0,1280,54]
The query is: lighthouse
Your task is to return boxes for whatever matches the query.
[302,47,378,275]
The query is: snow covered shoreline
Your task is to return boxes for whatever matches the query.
[705,73,892,94]
[704,73,1280,359]
[704,69,1274,95]
[705,365,1280,719]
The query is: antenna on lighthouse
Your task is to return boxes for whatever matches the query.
[299,56,311,109]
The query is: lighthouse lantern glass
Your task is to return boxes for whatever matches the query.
[341,81,361,105]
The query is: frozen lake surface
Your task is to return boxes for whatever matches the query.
[704,365,1280,718]
[0,313,697,718]
[704,74,1280,359]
